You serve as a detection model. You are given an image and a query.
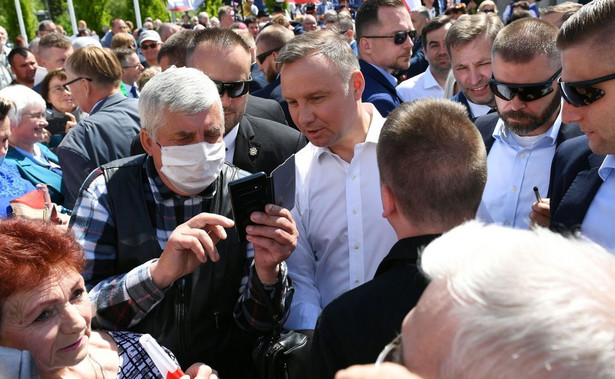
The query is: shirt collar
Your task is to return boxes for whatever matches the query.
[366,61,397,87]
[598,154,615,182]
[492,106,562,147]
[423,67,443,90]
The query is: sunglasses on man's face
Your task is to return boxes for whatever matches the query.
[363,30,417,45]
[213,79,252,98]
[256,47,282,65]
[557,72,615,107]
[489,68,561,103]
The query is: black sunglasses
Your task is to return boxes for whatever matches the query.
[363,30,417,45]
[256,47,282,65]
[63,77,92,92]
[213,79,252,98]
[557,72,615,107]
[489,68,561,103]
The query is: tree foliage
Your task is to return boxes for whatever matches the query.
[0,0,39,43]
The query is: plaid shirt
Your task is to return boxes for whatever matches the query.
[70,156,291,333]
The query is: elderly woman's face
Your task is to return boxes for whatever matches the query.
[0,269,92,374]
[47,76,75,114]
[12,104,48,146]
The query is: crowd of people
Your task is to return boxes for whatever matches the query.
[1,0,615,377]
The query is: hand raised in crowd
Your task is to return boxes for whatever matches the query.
[64,111,77,133]
[530,198,551,228]
[246,204,298,283]
[150,212,235,289]
[335,363,423,379]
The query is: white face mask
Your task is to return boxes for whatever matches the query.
[159,141,226,195]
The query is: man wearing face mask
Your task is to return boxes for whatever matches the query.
[69,67,299,378]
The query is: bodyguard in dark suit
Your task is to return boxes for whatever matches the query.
[476,18,581,229]
[355,0,413,117]
[252,75,297,129]
[531,1,615,252]
[311,98,487,378]
[186,28,305,175]
[57,46,141,209]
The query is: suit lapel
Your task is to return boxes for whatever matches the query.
[233,117,260,172]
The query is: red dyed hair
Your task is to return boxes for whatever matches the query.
[0,218,85,323]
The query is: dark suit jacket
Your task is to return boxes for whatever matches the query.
[549,135,605,234]
[474,113,583,158]
[245,93,288,126]
[311,235,437,379]
[250,63,268,92]
[233,114,307,175]
[252,76,297,129]
[359,59,403,117]
[57,93,141,209]
[450,90,479,121]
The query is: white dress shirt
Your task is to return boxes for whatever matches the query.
[397,67,445,102]
[581,154,615,253]
[478,112,562,229]
[284,104,397,330]
[222,123,240,164]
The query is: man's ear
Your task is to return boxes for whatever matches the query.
[381,183,397,219]
[358,37,372,56]
[140,128,155,156]
[350,70,365,100]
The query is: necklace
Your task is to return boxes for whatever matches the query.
[87,353,108,379]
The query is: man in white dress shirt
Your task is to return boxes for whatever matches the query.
[398,16,452,102]
[475,18,581,229]
[278,30,397,336]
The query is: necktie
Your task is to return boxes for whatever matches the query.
[130,86,139,99]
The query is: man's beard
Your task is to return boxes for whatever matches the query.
[500,89,561,136]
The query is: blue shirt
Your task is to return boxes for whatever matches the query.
[582,154,615,253]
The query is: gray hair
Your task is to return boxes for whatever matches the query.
[420,221,615,378]
[0,85,46,126]
[276,30,359,90]
[139,67,223,139]
[412,6,432,21]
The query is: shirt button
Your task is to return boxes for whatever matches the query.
[354,244,360,250]
[352,209,357,215]
[351,175,356,180]
[354,280,360,284]
[512,186,517,192]
[504,220,511,226]
[520,152,526,158]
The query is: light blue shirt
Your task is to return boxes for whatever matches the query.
[581,154,615,253]
[478,112,562,229]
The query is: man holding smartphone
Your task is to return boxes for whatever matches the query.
[70,67,298,378]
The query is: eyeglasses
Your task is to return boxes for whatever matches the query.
[362,30,417,45]
[141,42,159,50]
[558,72,615,107]
[24,112,47,120]
[63,77,93,92]
[256,47,282,65]
[213,79,252,98]
[375,335,403,366]
[481,8,495,12]
[122,63,143,69]
[489,68,561,103]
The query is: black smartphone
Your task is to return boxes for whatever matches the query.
[229,172,272,242]
[46,115,71,135]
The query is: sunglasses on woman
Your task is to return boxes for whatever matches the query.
[489,68,561,103]
[213,79,252,98]
[557,72,615,107]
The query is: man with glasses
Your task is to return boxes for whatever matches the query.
[56,46,140,209]
[474,18,581,230]
[311,98,487,378]
[253,24,297,128]
[531,0,615,253]
[114,48,143,98]
[70,67,298,378]
[186,28,305,175]
[355,0,414,117]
